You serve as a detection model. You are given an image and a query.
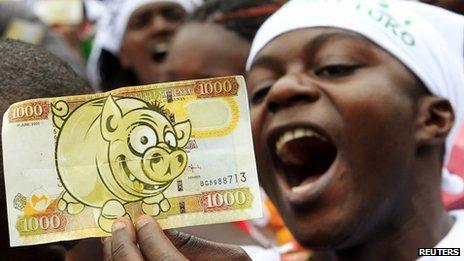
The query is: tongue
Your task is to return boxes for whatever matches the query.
[277,136,337,187]
[278,137,328,167]
[133,180,144,192]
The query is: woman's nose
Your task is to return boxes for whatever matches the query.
[149,14,177,34]
[265,74,321,113]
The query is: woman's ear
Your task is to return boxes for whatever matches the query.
[415,96,454,146]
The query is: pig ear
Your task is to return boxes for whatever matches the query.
[174,120,191,148]
[101,95,123,141]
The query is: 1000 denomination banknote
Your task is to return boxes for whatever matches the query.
[2,76,261,247]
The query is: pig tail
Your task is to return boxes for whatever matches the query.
[52,100,69,129]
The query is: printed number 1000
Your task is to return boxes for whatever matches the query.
[206,190,247,208]
[11,104,43,119]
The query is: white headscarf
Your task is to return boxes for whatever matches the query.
[247,0,464,194]
[87,0,202,88]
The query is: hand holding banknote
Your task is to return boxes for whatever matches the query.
[2,76,262,246]
[102,215,250,261]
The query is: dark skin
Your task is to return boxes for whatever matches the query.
[163,22,250,81]
[420,0,464,14]
[0,242,66,261]
[104,28,455,261]
[102,215,249,261]
[118,2,187,84]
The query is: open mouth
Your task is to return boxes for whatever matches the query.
[272,127,337,189]
[151,42,169,63]
[117,155,166,192]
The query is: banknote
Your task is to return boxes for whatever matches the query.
[2,76,262,247]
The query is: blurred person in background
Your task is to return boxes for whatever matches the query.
[87,0,201,92]
[0,1,86,77]
[0,39,92,261]
[164,0,282,81]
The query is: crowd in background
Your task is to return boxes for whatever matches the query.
[1,0,464,260]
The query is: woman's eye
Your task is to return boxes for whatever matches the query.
[315,64,359,78]
[128,15,150,30]
[162,7,186,21]
[129,126,157,155]
[250,83,273,105]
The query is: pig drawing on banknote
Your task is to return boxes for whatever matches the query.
[51,95,191,232]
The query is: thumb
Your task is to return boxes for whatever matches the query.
[165,229,251,261]
[135,215,187,261]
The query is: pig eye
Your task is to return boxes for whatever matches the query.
[165,131,177,148]
[129,126,157,155]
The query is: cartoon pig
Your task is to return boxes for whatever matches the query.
[52,95,191,232]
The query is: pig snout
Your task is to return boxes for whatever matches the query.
[142,147,187,182]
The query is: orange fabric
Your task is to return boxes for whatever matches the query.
[444,123,464,209]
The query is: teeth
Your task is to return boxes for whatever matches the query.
[294,128,305,139]
[153,42,169,54]
[144,184,159,190]
[129,174,136,181]
[275,128,327,153]
[292,185,307,193]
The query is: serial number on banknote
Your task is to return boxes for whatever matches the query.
[200,172,247,187]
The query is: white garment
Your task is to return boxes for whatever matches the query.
[246,0,464,193]
[84,0,105,21]
[242,245,280,261]
[418,210,464,261]
[87,0,202,88]
[242,210,464,261]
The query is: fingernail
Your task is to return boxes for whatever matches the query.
[135,215,151,230]
[101,237,109,244]
[112,221,126,232]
